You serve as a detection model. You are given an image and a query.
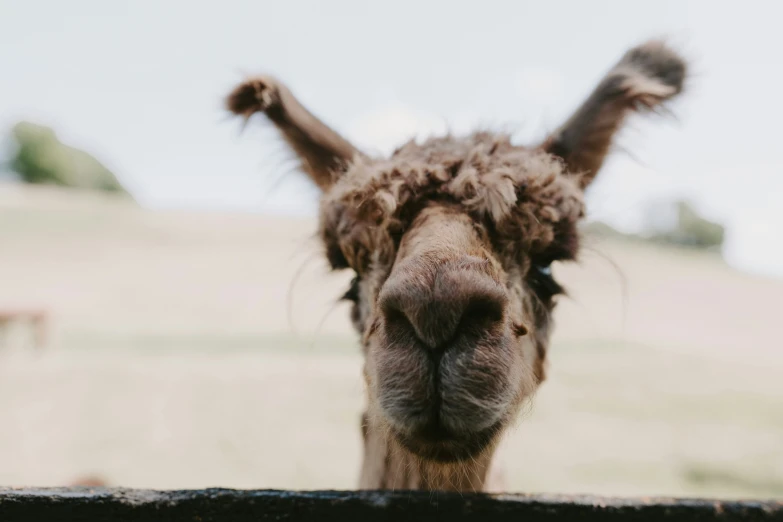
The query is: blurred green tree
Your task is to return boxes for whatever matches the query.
[582,200,725,253]
[650,200,725,250]
[8,121,133,199]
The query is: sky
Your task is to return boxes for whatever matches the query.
[1,0,781,278]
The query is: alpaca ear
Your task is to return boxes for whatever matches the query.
[226,76,362,191]
[540,40,686,189]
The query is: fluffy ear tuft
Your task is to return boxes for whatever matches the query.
[616,40,686,109]
[226,77,280,119]
[541,40,687,189]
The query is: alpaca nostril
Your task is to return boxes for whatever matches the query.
[458,294,505,334]
[382,306,416,338]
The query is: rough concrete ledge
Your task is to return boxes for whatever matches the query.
[0,488,781,522]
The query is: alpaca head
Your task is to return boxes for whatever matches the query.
[227,40,686,463]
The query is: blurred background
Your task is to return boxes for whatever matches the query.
[1,0,781,499]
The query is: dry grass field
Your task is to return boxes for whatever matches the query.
[0,183,781,499]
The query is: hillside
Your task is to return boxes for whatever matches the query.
[1,183,779,359]
[0,183,781,498]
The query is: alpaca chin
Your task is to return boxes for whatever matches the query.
[390,420,503,463]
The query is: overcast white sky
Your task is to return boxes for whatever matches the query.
[1,0,781,278]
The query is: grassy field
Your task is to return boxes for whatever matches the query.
[0,183,781,499]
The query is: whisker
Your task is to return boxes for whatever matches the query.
[285,253,320,335]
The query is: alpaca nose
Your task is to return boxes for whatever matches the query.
[379,256,508,349]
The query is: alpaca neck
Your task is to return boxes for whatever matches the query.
[357,414,494,492]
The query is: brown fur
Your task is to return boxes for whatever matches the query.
[226,77,361,190]
[226,39,686,492]
[540,40,686,188]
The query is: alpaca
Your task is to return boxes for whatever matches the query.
[226,40,686,492]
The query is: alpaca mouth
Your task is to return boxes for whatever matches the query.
[390,419,501,463]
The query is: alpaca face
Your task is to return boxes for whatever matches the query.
[319,135,583,461]
[227,40,686,465]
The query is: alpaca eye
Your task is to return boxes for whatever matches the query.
[529,263,563,300]
[535,264,552,276]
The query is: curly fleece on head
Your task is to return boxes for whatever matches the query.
[319,132,585,273]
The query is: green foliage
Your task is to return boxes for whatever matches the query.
[668,201,725,248]
[582,200,725,253]
[651,200,725,250]
[9,121,132,199]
